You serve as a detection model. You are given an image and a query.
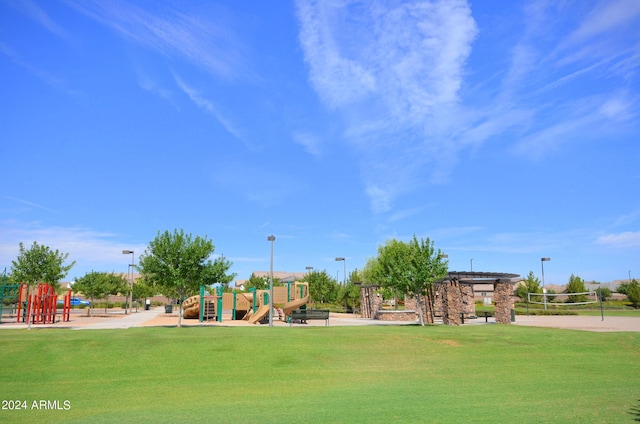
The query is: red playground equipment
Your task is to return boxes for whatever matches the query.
[16,283,72,324]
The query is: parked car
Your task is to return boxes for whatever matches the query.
[57,298,91,307]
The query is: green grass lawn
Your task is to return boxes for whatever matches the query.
[1,325,639,423]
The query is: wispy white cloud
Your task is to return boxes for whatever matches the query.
[66,0,252,80]
[561,0,640,50]
[6,0,71,40]
[0,220,147,278]
[597,231,640,248]
[173,75,251,148]
[293,132,322,157]
[4,196,59,214]
[0,42,78,94]
[296,0,477,213]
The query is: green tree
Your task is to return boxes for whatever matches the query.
[208,256,236,292]
[304,270,338,304]
[565,274,587,303]
[626,279,640,308]
[10,242,75,290]
[515,271,542,302]
[617,282,630,295]
[10,242,75,329]
[72,272,127,315]
[595,286,612,302]
[132,277,156,309]
[244,273,270,291]
[138,229,223,327]
[370,236,448,326]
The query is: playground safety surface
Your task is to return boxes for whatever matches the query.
[1,307,638,331]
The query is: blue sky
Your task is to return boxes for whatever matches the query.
[1,0,639,286]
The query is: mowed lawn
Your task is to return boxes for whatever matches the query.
[1,325,639,423]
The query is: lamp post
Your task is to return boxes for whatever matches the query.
[122,250,134,314]
[541,257,550,310]
[470,259,473,272]
[305,266,313,274]
[267,235,275,327]
[335,257,346,285]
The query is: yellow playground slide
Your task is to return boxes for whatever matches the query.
[247,303,271,324]
[282,282,310,316]
[282,294,310,316]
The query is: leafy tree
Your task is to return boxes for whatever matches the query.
[72,272,127,315]
[10,242,75,291]
[595,286,612,302]
[209,256,236,292]
[337,281,361,312]
[132,277,156,308]
[304,270,338,304]
[369,236,448,326]
[515,271,542,302]
[565,274,587,303]
[244,273,270,291]
[617,282,630,295]
[10,242,75,329]
[626,279,640,308]
[138,229,224,327]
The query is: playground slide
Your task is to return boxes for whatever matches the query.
[282,294,310,316]
[248,303,270,324]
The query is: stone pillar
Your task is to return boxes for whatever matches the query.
[359,286,382,319]
[440,279,463,326]
[404,293,434,324]
[460,284,476,317]
[493,280,514,324]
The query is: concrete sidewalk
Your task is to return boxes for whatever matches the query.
[72,307,164,330]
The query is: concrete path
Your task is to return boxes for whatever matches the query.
[72,307,164,330]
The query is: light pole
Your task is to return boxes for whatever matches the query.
[122,250,134,314]
[305,266,313,274]
[470,259,473,272]
[267,235,275,327]
[541,257,550,310]
[335,257,346,285]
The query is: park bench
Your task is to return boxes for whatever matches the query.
[289,309,330,327]
[460,312,478,324]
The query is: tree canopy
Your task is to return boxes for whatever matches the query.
[10,242,75,290]
[365,236,448,325]
[72,272,128,316]
[137,229,233,326]
[304,270,339,304]
[515,271,542,301]
[565,274,587,303]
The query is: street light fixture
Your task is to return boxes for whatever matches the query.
[541,257,550,310]
[267,236,275,327]
[122,250,134,314]
[305,266,313,273]
[335,257,346,285]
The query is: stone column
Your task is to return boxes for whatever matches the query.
[460,284,476,317]
[360,286,383,319]
[440,279,463,326]
[404,293,434,324]
[493,280,514,324]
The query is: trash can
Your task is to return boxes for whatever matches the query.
[164,304,173,313]
[510,309,516,322]
[145,299,151,311]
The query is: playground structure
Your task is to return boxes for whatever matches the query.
[181,282,310,324]
[0,282,72,325]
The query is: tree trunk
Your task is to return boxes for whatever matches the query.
[415,293,425,326]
